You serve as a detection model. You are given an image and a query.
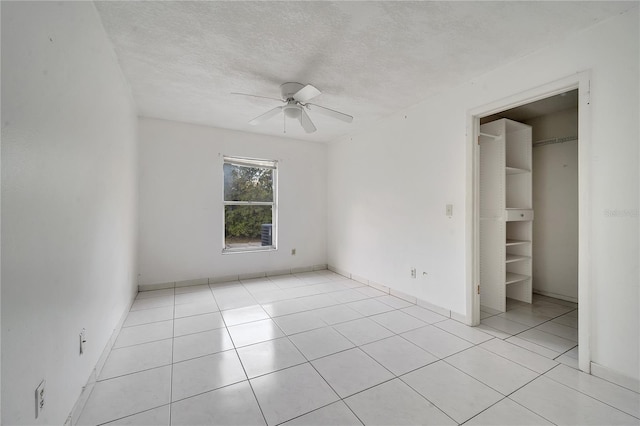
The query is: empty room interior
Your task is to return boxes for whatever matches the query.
[2,2,639,425]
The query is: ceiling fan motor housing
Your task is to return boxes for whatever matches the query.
[280,82,305,100]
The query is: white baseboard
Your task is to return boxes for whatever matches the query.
[450,310,468,324]
[350,274,368,285]
[480,304,502,315]
[175,277,208,288]
[417,298,451,317]
[238,271,266,280]
[66,293,135,425]
[210,275,240,284]
[266,269,292,277]
[326,265,461,320]
[328,265,350,279]
[139,281,175,291]
[591,362,640,393]
[533,289,578,304]
[390,288,417,304]
[368,281,390,294]
[139,265,330,292]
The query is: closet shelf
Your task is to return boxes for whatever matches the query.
[506,254,530,263]
[506,272,529,285]
[506,239,530,246]
[480,132,501,140]
[506,166,530,175]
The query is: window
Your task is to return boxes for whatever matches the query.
[223,156,277,252]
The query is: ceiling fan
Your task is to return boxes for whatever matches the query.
[232,82,353,133]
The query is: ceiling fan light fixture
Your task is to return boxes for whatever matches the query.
[283,103,302,119]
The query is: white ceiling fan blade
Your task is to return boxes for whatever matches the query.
[231,92,282,102]
[306,103,353,123]
[249,106,283,125]
[299,108,317,133]
[293,84,321,103]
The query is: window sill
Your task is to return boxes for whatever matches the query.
[222,246,277,255]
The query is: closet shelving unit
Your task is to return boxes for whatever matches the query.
[479,118,533,313]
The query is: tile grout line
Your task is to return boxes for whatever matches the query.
[541,365,640,420]
[479,302,579,356]
[169,286,176,426]
[95,404,172,426]
[471,338,559,376]
[504,371,629,424]
[439,354,543,400]
[394,374,461,425]
[211,284,271,426]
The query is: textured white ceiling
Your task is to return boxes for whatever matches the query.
[95,1,631,143]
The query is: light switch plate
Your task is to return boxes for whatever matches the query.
[446,204,453,217]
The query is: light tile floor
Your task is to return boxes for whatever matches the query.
[78,271,640,425]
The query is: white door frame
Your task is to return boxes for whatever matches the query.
[466,71,591,373]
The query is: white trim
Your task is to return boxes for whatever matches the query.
[222,155,277,169]
[139,265,336,291]
[325,266,461,318]
[210,275,240,285]
[327,265,351,278]
[590,362,640,393]
[222,246,277,255]
[238,271,267,280]
[466,71,592,373]
[66,295,135,425]
[222,155,278,253]
[351,274,369,285]
[368,281,391,294]
[450,310,468,323]
[416,299,451,318]
[174,278,208,288]
[266,269,293,277]
[389,288,417,304]
[532,289,578,304]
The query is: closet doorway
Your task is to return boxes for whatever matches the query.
[467,72,591,373]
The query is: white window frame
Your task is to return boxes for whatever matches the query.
[222,155,278,254]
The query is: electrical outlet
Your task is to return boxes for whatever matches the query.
[35,380,45,419]
[291,248,296,255]
[80,328,87,355]
[410,267,417,278]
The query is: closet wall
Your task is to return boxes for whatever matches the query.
[525,108,579,301]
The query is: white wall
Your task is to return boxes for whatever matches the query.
[526,108,579,301]
[1,3,138,425]
[138,118,327,285]
[328,8,639,382]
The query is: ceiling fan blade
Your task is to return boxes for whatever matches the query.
[249,106,283,125]
[299,108,317,133]
[293,84,321,103]
[306,103,353,123]
[231,92,282,102]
